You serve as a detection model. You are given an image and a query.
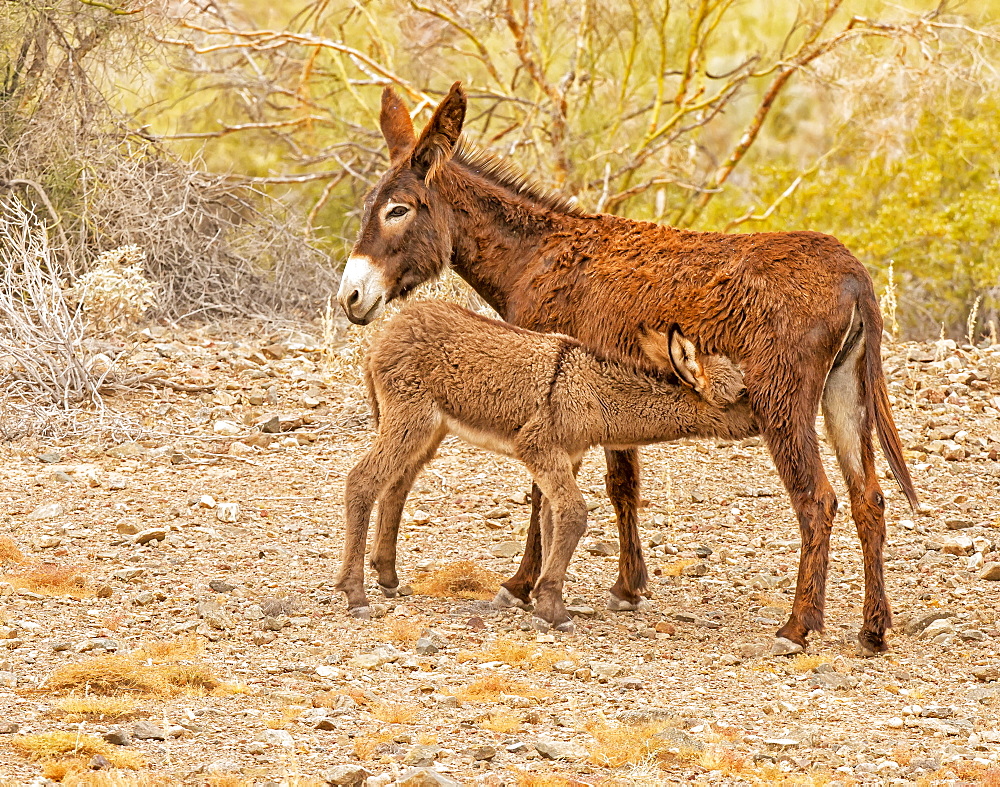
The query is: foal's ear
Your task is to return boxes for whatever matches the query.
[412,81,466,180]
[639,323,702,391]
[380,86,416,164]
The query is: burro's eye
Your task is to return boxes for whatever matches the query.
[385,204,409,220]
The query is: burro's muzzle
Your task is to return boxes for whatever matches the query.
[338,255,386,325]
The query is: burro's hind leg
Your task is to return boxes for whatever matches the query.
[604,447,648,610]
[823,335,891,655]
[369,436,442,597]
[752,368,837,651]
[519,448,588,633]
[335,405,441,619]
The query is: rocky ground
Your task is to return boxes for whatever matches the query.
[0,318,999,786]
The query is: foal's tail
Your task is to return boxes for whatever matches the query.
[364,363,381,430]
[859,292,919,511]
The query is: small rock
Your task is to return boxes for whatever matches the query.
[0,672,17,688]
[585,540,618,557]
[209,579,236,593]
[534,739,588,761]
[403,744,440,766]
[414,637,439,655]
[116,522,140,536]
[252,632,277,646]
[395,768,461,787]
[590,661,623,678]
[469,744,497,761]
[37,451,62,463]
[770,637,803,656]
[972,665,999,682]
[215,502,240,523]
[0,722,20,734]
[133,527,168,545]
[904,610,954,636]
[980,562,1000,581]
[213,420,241,436]
[133,721,166,741]
[264,729,295,748]
[920,618,956,639]
[490,541,523,558]
[323,764,372,786]
[89,753,112,770]
[941,535,974,556]
[102,728,131,746]
[27,502,64,521]
[196,601,236,630]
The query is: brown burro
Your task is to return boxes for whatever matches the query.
[337,81,918,653]
[335,300,755,632]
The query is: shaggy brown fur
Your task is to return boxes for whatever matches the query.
[338,82,918,653]
[336,301,755,631]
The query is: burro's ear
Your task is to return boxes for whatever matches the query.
[412,81,466,180]
[639,323,700,387]
[380,86,416,163]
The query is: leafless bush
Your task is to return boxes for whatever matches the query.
[0,198,100,407]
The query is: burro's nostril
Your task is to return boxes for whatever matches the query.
[347,289,360,307]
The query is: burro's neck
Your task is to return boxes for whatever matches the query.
[435,164,570,320]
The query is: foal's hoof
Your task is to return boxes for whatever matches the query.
[607,594,645,612]
[379,583,412,599]
[348,606,372,620]
[769,636,804,657]
[530,616,575,635]
[492,587,531,611]
[856,629,889,657]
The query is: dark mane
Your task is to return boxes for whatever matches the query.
[452,140,586,217]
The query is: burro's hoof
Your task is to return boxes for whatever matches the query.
[379,583,400,598]
[856,629,888,658]
[607,594,643,612]
[770,636,804,657]
[554,619,576,634]
[348,606,372,620]
[492,586,531,611]
[531,616,575,635]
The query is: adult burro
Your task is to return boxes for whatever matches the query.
[338,81,918,654]
[336,300,755,632]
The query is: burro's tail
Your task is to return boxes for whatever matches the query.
[859,291,919,510]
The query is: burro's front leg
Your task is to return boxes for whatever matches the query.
[521,451,588,633]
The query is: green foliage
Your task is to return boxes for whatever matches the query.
[717,92,1000,339]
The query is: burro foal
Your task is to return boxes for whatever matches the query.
[336,300,756,632]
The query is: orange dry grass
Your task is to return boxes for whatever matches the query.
[3,562,90,597]
[459,638,578,672]
[370,702,419,724]
[790,653,825,673]
[59,769,175,786]
[661,558,697,577]
[384,617,424,646]
[456,674,551,703]
[11,732,144,768]
[54,695,140,721]
[0,536,25,564]
[45,654,220,696]
[479,709,524,733]
[586,721,692,768]
[413,560,501,600]
[134,637,203,661]
[510,770,579,787]
[353,730,393,761]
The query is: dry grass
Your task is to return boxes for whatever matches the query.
[370,702,419,725]
[790,653,826,673]
[134,637,203,661]
[2,563,90,597]
[383,617,425,646]
[586,721,689,768]
[353,730,393,761]
[0,536,25,565]
[698,747,749,776]
[413,560,502,600]
[661,558,698,577]
[458,638,578,672]
[510,769,579,786]
[44,653,221,696]
[479,709,524,733]
[53,695,141,721]
[455,674,551,703]
[264,707,305,730]
[11,732,145,769]
[59,771,176,786]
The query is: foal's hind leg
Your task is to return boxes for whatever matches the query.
[494,484,542,610]
[823,346,891,654]
[605,448,648,610]
[753,375,838,650]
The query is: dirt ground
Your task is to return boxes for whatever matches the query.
[0,315,999,786]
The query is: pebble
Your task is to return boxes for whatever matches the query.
[533,739,588,761]
[770,637,804,656]
[323,765,372,786]
[196,600,236,630]
[134,527,168,545]
[133,721,167,741]
[980,562,1000,580]
[103,728,131,746]
[264,729,294,748]
[0,722,20,734]
[489,541,522,558]
[403,744,441,766]
[395,768,461,787]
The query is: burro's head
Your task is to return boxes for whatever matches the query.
[338,82,467,325]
